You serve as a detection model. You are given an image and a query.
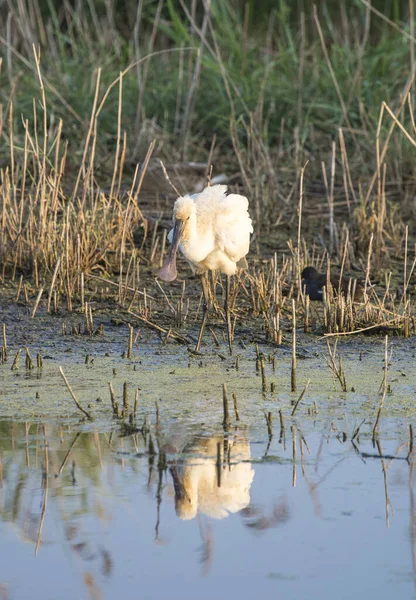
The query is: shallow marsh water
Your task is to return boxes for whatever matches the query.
[1,302,416,599]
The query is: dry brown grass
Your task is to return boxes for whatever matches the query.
[0,37,416,344]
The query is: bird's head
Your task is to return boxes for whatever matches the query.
[158,196,195,282]
[301,266,319,281]
[172,196,195,222]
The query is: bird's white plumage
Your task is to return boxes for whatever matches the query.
[171,435,254,520]
[167,184,253,276]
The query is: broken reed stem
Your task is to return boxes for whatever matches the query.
[260,357,267,392]
[216,441,222,487]
[222,383,230,427]
[210,327,220,348]
[57,432,81,476]
[123,382,129,416]
[408,424,414,460]
[25,347,34,370]
[31,287,44,318]
[134,388,139,419]
[232,392,240,421]
[304,294,309,333]
[11,349,21,370]
[109,382,119,416]
[291,299,297,392]
[127,324,133,359]
[373,335,388,437]
[59,366,92,419]
[264,411,273,437]
[291,379,311,416]
[279,409,285,439]
[291,424,297,487]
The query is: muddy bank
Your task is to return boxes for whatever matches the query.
[0,294,415,433]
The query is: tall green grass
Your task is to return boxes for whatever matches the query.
[1,0,414,165]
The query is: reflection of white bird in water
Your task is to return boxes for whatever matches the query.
[158,185,253,353]
[168,435,254,520]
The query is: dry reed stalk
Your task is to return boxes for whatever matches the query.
[209,328,220,348]
[59,366,92,419]
[373,335,389,437]
[304,294,309,333]
[31,287,44,318]
[123,382,129,417]
[264,412,273,437]
[325,340,347,392]
[222,383,230,428]
[408,424,414,460]
[11,349,21,370]
[80,272,85,310]
[296,161,308,288]
[216,441,222,488]
[127,308,190,344]
[323,314,409,337]
[260,357,267,393]
[57,432,81,476]
[338,128,356,210]
[2,324,6,355]
[35,425,49,556]
[232,392,240,421]
[127,324,133,359]
[47,259,60,313]
[73,68,102,201]
[365,75,414,205]
[291,424,297,487]
[155,399,160,426]
[364,233,374,311]
[134,388,139,420]
[25,347,34,370]
[291,379,311,416]
[279,409,285,441]
[15,276,23,302]
[291,299,297,392]
[109,382,120,417]
[86,275,154,299]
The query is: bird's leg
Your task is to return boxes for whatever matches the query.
[225,275,233,355]
[195,273,210,352]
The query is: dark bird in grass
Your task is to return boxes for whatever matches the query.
[301,266,364,302]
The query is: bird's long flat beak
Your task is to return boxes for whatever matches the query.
[158,219,185,282]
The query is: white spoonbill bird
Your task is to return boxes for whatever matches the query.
[158,184,253,352]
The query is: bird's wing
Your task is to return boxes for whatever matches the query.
[215,194,253,262]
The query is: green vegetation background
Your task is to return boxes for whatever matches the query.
[1,0,415,172]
